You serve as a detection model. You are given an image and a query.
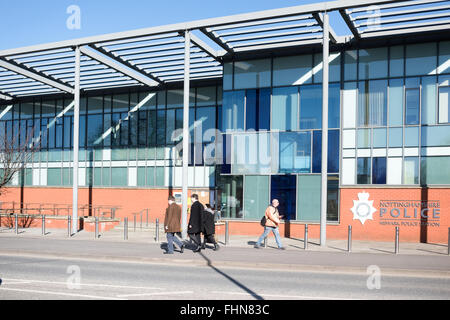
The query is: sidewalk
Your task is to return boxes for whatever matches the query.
[0,227,449,277]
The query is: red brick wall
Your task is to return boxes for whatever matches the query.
[2,187,449,243]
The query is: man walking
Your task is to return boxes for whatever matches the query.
[254,199,286,250]
[201,204,220,251]
[164,195,185,255]
[188,194,203,253]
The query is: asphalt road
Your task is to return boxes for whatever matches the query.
[0,254,449,301]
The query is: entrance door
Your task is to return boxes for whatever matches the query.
[270,175,296,221]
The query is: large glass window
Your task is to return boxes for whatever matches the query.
[329,83,341,129]
[389,127,403,148]
[271,175,296,221]
[217,175,243,219]
[232,133,271,175]
[313,52,341,83]
[439,86,449,124]
[244,175,270,220]
[344,50,357,81]
[372,157,387,185]
[272,87,298,131]
[312,130,340,174]
[404,157,419,185]
[297,175,320,222]
[422,76,437,125]
[406,43,437,76]
[245,89,271,131]
[405,88,420,125]
[278,132,311,174]
[421,125,450,147]
[223,63,233,91]
[87,114,103,147]
[234,59,271,90]
[273,55,312,86]
[388,79,404,126]
[390,45,404,77]
[373,128,387,148]
[359,47,388,79]
[421,157,450,185]
[300,85,322,130]
[357,157,371,184]
[358,80,387,127]
[405,127,419,147]
[222,91,245,132]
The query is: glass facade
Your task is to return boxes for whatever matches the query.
[1,40,449,225]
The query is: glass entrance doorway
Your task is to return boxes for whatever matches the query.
[270,175,296,221]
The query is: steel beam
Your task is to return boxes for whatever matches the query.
[0,58,74,94]
[188,33,222,63]
[0,92,13,100]
[72,46,80,235]
[320,11,329,248]
[182,30,190,240]
[312,12,339,43]
[360,22,450,38]
[0,1,402,57]
[79,45,160,87]
[356,12,450,28]
[339,9,361,40]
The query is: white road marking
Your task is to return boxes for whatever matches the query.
[0,287,126,300]
[211,291,357,300]
[117,291,193,298]
[1,278,162,290]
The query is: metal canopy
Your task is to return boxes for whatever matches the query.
[0,0,449,100]
[340,0,450,40]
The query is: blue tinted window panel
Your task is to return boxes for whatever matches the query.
[272,87,298,131]
[312,130,340,174]
[329,83,340,129]
[421,157,450,185]
[388,79,404,126]
[271,175,296,221]
[258,89,271,131]
[405,127,419,147]
[372,157,387,185]
[389,127,403,148]
[297,175,321,222]
[245,90,257,131]
[279,132,311,174]
[300,85,322,130]
[405,89,420,125]
[222,91,245,132]
[357,158,371,185]
[421,125,450,147]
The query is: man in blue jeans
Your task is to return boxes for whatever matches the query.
[163,196,185,254]
[255,199,286,250]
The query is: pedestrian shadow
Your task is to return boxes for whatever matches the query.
[416,249,447,255]
[370,248,394,254]
[199,252,264,301]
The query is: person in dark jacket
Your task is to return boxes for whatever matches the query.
[201,204,220,251]
[163,196,185,255]
[188,194,203,253]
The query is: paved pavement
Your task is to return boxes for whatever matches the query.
[0,226,449,277]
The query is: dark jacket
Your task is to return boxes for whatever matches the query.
[188,201,204,234]
[202,208,215,236]
[164,203,182,233]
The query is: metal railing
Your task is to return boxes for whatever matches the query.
[0,202,119,219]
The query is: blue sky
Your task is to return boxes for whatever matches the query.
[0,0,352,50]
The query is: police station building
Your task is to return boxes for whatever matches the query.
[0,0,449,244]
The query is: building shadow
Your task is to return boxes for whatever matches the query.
[199,251,264,300]
[284,220,291,239]
[420,187,428,244]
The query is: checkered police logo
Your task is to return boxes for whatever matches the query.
[351,192,377,225]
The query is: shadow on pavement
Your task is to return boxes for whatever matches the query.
[199,251,264,301]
